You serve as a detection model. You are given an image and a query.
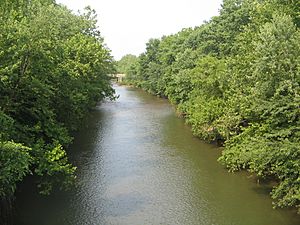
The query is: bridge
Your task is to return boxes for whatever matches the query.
[110,73,126,83]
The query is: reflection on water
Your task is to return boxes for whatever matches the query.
[15,85,300,225]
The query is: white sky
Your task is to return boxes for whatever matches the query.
[56,0,223,60]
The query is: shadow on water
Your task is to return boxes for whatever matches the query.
[14,108,107,225]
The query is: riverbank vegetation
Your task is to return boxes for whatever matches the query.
[116,54,138,75]
[0,0,114,213]
[123,0,300,213]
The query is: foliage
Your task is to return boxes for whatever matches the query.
[0,0,114,197]
[116,54,138,74]
[127,0,300,212]
[0,141,31,197]
[220,13,300,212]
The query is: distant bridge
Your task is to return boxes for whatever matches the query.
[110,73,126,82]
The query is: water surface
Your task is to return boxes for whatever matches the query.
[15,85,300,225]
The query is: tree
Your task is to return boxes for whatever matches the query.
[0,0,115,202]
[116,54,138,74]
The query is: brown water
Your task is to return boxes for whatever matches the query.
[14,85,300,225]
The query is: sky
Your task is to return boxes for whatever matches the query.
[56,0,223,60]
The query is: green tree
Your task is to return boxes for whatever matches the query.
[116,54,138,74]
[220,14,300,212]
[0,0,115,201]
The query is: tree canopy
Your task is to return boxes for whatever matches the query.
[0,0,115,197]
[116,54,138,74]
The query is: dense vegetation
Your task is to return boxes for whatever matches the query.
[0,0,114,204]
[116,54,138,74]
[124,0,300,212]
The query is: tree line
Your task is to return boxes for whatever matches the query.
[0,0,115,218]
[122,0,300,213]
